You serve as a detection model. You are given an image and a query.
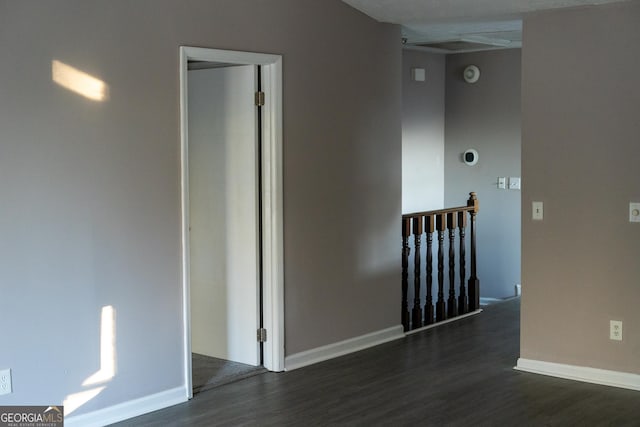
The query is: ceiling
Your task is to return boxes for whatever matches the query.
[341,0,629,53]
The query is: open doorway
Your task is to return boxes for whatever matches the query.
[188,62,264,393]
[179,47,284,400]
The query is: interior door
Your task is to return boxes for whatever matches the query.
[188,64,260,366]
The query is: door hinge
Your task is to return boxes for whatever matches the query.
[257,328,267,342]
[254,91,265,106]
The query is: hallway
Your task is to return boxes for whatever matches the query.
[114,299,640,426]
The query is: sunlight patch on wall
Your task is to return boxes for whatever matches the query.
[51,60,109,101]
[83,305,117,386]
[63,387,106,416]
[63,305,117,416]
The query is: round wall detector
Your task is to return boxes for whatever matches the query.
[463,149,478,166]
[463,65,480,84]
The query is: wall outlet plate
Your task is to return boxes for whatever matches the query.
[630,203,640,222]
[0,368,11,395]
[610,320,623,341]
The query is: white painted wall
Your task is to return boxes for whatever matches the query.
[0,0,401,420]
[188,66,260,366]
[402,50,445,213]
[444,49,521,299]
[521,0,640,375]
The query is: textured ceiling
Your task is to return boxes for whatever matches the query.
[342,0,627,24]
[342,0,629,52]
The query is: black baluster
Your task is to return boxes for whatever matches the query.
[435,214,446,322]
[424,215,435,325]
[411,217,423,330]
[401,218,411,331]
[447,212,457,319]
[457,211,468,314]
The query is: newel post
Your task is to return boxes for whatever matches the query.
[467,192,480,311]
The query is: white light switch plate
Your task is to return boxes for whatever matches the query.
[509,177,521,190]
[532,202,543,220]
[497,177,506,189]
[630,203,640,222]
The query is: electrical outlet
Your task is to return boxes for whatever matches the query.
[610,320,623,341]
[630,203,640,222]
[0,369,12,395]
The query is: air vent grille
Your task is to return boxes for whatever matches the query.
[413,40,497,52]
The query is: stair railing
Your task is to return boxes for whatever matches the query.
[401,192,480,331]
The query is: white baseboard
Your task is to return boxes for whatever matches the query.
[480,297,502,305]
[404,309,482,336]
[515,358,640,392]
[285,325,404,371]
[65,386,187,427]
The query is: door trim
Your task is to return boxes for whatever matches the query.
[179,46,285,399]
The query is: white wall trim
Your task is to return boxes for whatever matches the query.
[515,358,640,392]
[259,57,285,373]
[65,387,186,427]
[179,45,193,400]
[285,325,404,371]
[179,46,285,398]
[479,297,502,305]
[404,309,482,336]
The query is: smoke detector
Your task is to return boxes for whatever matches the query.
[463,65,480,84]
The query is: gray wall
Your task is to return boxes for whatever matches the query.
[444,49,522,299]
[402,49,445,213]
[0,0,401,415]
[521,1,640,373]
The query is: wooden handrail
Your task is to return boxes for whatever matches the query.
[402,192,479,219]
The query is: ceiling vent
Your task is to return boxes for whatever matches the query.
[411,40,500,53]
[404,30,521,53]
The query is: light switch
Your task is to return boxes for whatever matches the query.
[532,202,543,220]
[497,177,506,189]
[630,203,640,222]
[509,177,521,190]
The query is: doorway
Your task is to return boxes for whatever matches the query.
[179,47,284,400]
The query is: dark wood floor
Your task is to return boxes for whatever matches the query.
[192,353,266,395]
[113,299,640,426]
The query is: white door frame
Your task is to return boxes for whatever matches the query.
[179,46,285,399]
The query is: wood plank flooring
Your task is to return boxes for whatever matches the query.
[112,299,640,426]
[192,353,266,395]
